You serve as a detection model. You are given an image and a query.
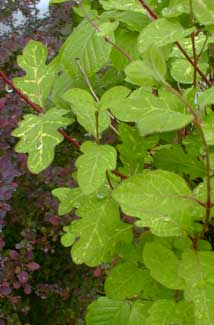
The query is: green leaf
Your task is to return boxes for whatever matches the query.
[61,232,76,247]
[104,262,148,299]
[162,0,189,17]
[202,113,214,146]
[192,178,214,220]
[69,197,133,266]
[115,11,149,32]
[111,28,139,71]
[192,0,214,26]
[179,250,214,325]
[125,60,157,86]
[12,109,72,173]
[171,59,208,84]
[98,21,119,37]
[63,88,110,137]
[117,123,158,174]
[143,46,167,82]
[198,88,214,108]
[143,242,184,289]
[140,268,175,301]
[76,141,117,194]
[99,86,131,111]
[51,72,86,109]
[138,18,194,54]
[154,144,205,179]
[52,187,85,215]
[86,297,151,325]
[113,170,199,237]
[101,87,193,134]
[59,18,114,78]
[99,0,143,12]
[146,299,195,325]
[50,0,69,3]
[171,33,212,59]
[13,40,56,107]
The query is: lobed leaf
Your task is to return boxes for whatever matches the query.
[76,141,117,194]
[69,197,133,266]
[113,170,199,237]
[12,109,73,173]
[13,40,56,107]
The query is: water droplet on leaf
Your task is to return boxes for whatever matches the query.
[5,85,13,93]
[35,143,43,150]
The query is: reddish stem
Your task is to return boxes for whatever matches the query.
[58,129,80,149]
[112,170,128,180]
[0,70,43,114]
[0,70,80,148]
[138,0,212,87]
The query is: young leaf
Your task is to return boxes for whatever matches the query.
[86,297,151,325]
[138,18,194,53]
[13,40,56,107]
[12,109,73,174]
[179,250,214,324]
[69,197,133,266]
[113,170,199,237]
[76,141,117,194]
[59,19,115,78]
[63,88,110,137]
[143,242,184,290]
[104,262,148,300]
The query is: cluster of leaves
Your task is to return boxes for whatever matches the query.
[6,0,214,323]
[0,1,105,324]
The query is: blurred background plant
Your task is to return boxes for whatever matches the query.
[0,1,103,323]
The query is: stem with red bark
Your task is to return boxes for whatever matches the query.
[0,70,80,148]
[138,0,212,87]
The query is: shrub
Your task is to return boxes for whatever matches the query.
[2,0,214,323]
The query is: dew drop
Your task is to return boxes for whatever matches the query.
[5,85,13,93]
[36,143,43,150]
[96,192,105,199]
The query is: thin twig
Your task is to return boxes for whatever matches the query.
[197,34,209,62]
[74,58,99,103]
[0,70,80,148]
[112,170,128,180]
[106,171,114,190]
[79,1,133,62]
[75,58,119,137]
[138,0,212,87]
[191,32,197,88]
